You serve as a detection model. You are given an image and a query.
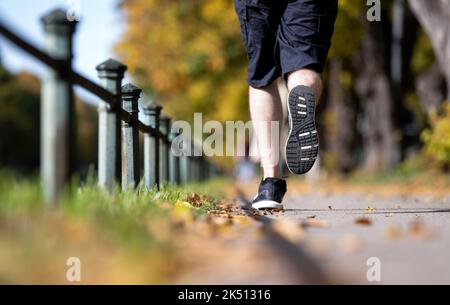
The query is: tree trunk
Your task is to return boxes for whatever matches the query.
[327,59,358,173]
[408,0,450,100]
[354,16,401,172]
[415,63,447,112]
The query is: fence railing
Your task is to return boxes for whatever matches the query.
[0,8,218,203]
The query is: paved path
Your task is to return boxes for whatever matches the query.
[267,191,450,284]
[176,183,450,284]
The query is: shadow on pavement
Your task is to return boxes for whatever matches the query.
[235,187,336,284]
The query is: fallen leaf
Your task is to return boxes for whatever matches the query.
[385,225,401,240]
[408,220,432,240]
[170,203,194,226]
[174,200,194,209]
[355,217,372,226]
[184,193,211,207]
[303,218,329,228]
[307,215,317,219]
[232,215,251,227]
[215,200,234,211]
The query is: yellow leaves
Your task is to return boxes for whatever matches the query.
[202,0,228,23]
[231,215,251,227]
[215,76,248,122]
[421,103,450,167]
[329,0,365,60]
[188,80,211,104]
[170,193,214,226]
[174,200,193,209]
[171,201,195,225]
[116,0,248,127]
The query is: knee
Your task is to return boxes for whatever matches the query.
[287,69,322,95]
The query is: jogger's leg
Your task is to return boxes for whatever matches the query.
[249,80,283,179]
[287,68,323,103]
[284,69,322,174]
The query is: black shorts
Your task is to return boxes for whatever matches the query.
[235,0,338,88]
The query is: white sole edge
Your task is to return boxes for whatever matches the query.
[285,90,295,174]
[252,200,284,210]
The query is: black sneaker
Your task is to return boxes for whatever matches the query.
[285,85,319,175]
[251,178,287,210]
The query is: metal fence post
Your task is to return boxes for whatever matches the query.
[169,130,181,185]
[121,83,141,190]
[191,144,201,182]
[205,162,211,180]
[40,9,77,204]
[190,156,197,182]
[180,141,190,184]
[195,156,200,181]
[142,103,162,190]
[199,157,206,181]
[96,59,127,192]
[159,116,171,184]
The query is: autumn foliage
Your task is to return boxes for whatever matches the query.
[116,0,248,122]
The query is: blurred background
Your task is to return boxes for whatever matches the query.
[0,0,449,178]
[1,0,450,285]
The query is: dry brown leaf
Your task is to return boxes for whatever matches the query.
[385,225,401,240]
[408,221,432,240]
[215,200,234,211]
[184,193,211,207]
[355,217,372,226]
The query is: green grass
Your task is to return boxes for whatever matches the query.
[0,169,224,212]
[0,169,228,283]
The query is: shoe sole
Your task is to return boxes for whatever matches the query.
[285,85,319,175]
[252,200,284,210]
